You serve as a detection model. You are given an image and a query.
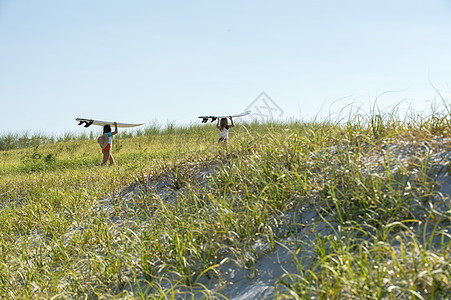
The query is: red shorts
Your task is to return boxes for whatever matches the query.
[102,144,111,152]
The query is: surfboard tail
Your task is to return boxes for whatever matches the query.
[77,120,94,127]
[198,110,251,123]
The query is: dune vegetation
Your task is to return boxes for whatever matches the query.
[0,105,450,299]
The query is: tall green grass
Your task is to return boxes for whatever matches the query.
[0,103,450,299]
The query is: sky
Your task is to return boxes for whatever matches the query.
[1,0,450,136]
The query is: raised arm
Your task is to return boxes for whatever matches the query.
[111,122,119,136]
[228,116,235,128]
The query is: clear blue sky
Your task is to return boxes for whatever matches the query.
[1,0,450,135]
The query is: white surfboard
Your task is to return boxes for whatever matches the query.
[76,118,145,128]
[198,110,251,123]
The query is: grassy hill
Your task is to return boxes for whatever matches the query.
[0,109,450,299]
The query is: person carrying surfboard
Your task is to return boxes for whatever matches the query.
[101,122,118,166]
[217,116,234,144]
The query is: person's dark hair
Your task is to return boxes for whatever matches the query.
[219,118,228,130]
[103,125,111,133]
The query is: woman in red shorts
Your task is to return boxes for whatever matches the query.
[101,122,118,166]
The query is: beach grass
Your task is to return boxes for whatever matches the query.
[0,104,450,299]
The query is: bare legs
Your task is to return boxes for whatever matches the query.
[101,149,115,166]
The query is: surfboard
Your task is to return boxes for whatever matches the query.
[76,118,145,128]
[198,110,251,123]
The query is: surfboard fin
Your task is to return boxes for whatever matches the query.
[84,120,94,127]
[77,120,94,127]
[200,117,218,123]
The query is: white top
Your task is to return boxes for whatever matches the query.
[219,126,230,139]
